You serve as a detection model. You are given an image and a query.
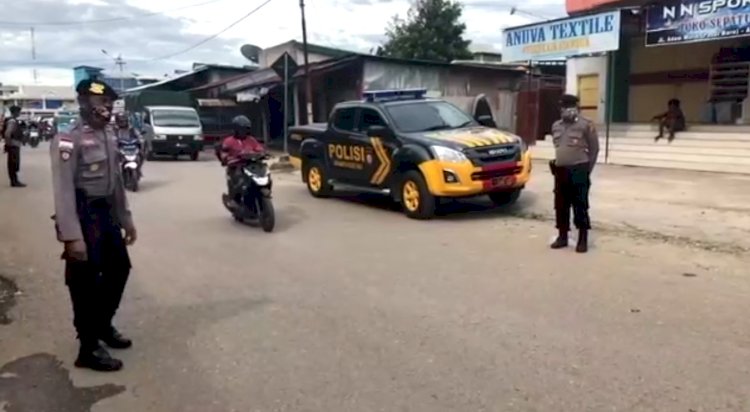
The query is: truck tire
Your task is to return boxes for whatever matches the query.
[399,170,435,220]
[304,159,332,198]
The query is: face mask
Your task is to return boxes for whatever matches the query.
[561,107,579,122]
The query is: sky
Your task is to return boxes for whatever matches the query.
[0,0,565,86]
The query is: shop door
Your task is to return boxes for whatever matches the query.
[578,75,599,121]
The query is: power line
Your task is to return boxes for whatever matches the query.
[0,0,274,66]
[149,0,274,61]
[0,0,229,26]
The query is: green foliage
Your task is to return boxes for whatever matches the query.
[377,0,473,62]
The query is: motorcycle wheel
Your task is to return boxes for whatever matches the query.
[124,170,138,192]
[258,197,275,233]
[30,139,39,148]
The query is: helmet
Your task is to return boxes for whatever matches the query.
[232,115,252,138]
[114,112,128,126]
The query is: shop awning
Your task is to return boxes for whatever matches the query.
[236,87,272,102]
[196,98,237,107]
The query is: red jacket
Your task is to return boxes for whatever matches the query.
[220,135,264,166]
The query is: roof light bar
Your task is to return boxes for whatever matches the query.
[363,88,427,103]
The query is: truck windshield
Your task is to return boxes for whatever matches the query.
[385,101,475,133]
[152,110,201,128]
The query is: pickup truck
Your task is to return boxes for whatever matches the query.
[286,89,532,219]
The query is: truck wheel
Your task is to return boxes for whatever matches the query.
[400,170,435,220]
[304,160,332,198]
[488,189,521,206]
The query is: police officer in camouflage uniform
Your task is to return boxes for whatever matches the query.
[3,105,26,187]
[549,94,599,253]
[51,79,137,372]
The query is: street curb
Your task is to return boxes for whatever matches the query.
[270,155,296,172]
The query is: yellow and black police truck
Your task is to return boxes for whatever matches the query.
[287,89,532,219]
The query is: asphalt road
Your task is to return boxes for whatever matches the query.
[1,144,749,412]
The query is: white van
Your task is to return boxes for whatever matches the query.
[142,106,204,161]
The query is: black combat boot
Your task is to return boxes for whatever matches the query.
[576,229,589,253]
[101,327,133,349]
[75,343,123,372]
[550,230,569,249]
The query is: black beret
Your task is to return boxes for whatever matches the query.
[76,79,118,100]
[559,94,579,108]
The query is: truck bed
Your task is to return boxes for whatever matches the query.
[286,123,328,164]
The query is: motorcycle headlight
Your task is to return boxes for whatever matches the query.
[194,134,203,141]
[430,145,468,163]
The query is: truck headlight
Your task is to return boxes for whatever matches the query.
[430,145,468,163]
[154,134,167,140]
[194,134,203,141]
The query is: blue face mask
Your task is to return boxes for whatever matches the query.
[561,107,579,122]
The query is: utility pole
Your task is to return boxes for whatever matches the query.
[102,50,126,93]
[30,27,38,84]
[299,0,313,124]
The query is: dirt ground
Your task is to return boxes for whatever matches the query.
[0,146,748,412]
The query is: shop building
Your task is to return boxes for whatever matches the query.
[504,0,750,174]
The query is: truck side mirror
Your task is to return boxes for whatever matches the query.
[366,125,394,139]
[476,115,496,128]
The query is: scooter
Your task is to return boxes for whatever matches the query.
[221,152,275,232]
[27,128,40,148]
[119,140,141,192]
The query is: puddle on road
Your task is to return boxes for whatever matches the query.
[0,275,18,325]
[0,353,125,412]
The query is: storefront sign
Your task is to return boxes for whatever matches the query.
[502,11,621,62]
[646,0,750,46]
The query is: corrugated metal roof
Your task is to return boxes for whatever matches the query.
[123,66,212,93]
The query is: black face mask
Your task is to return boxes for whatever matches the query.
[79,95,112,128]
[561,107,579,123]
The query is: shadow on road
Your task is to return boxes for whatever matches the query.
[132,179,172,193]
[0,353,125,412]
[329,190,542,221]
[0,275,18,325]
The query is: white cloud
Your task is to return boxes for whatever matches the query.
[0,0,564,85]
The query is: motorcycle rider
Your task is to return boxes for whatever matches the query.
[114,112,144,178]
[219,115,264,206]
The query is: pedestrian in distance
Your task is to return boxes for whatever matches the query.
[50,79,138,372]
[549,94,599,253]
[3,105,27,187]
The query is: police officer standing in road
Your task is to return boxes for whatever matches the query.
[3,105,27,187]
[549,94,599,253]
[51,79,137,372]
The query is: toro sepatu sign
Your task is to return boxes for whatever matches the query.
[502,11,621,62]
[646,0,750,46]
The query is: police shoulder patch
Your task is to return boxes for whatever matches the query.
[58,135,74,161]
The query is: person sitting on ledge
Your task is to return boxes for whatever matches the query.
[652,98,685,143]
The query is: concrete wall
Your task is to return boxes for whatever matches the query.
[566,55,608,124]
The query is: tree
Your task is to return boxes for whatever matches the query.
[378,0,473,63]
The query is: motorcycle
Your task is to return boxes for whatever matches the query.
[27,128,40,148]
[119,140,141,192]
[221,152,275,232]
